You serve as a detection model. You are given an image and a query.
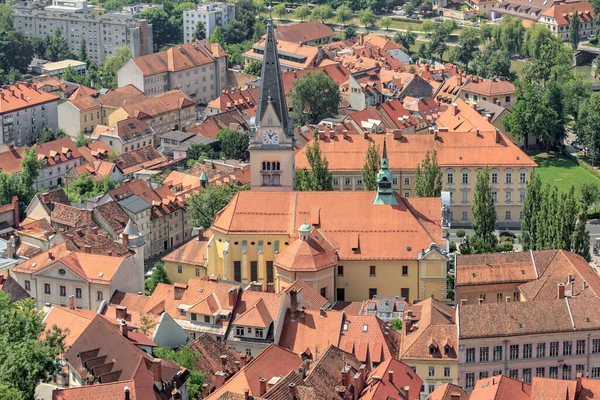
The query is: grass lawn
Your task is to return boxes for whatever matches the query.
[531,153,600,198]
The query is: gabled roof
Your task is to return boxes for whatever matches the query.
[462,77,516,96]
[77,141,112,164]
[303,345,362,399]
[283,279,329,310]
[0,81,59,113]
[279,309,344,358]
[360,358,422,400]
[92,118,153,142]
[43,306,100,348]
[120,89,195,119]
[274,20,335,44]
[540,1,594,25]
[427,383,470,400]
[362,32,404,52]
[95,201,130,235]
[274,232,337,272]
[234,298,274,328]
[470,375,531,400]
[162,231,211,267]
[530,377,576,400]
[339,315,399,364]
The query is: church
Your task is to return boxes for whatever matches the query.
[205,17,448,303]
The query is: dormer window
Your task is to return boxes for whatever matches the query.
[66,151,72,158]
[54,155,60,162]
[429,344,437,354]
[444,344,451,355]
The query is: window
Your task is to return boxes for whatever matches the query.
[462,173,469,184]
[506,172,512,184]
[236,327,244,336]
[466,373,475,389]
[523,368,532,383]
[550,341,559,357]
[369,288,377,299]
[466,348,475,363]
[493,370,502,376]
[510,344,519,360]
[345,177,351,186]
[506,96,511,103]
[549,366,558,379]
[428,366,435,377]
[520,172,527,184]
[505,191,512,202]
[337,265,344,276]
[519,191,526,202]
[404,177,410,185]
[563,341,572,356]
[577,364,585,376]
[177,265,182,274]
[593,367,600,378]
[563,365,572,380]
[250,261,258,282]
[462,211,468,221]
[255,329,264,338]
[493,346,503,361]
[462,191,468,203]
[480,347,489,362]
[509,369,518,379]
[204,315,210,323]
[97,291,103,301]
[505,211,511,220]
[195,268,200,277]
[76,288,82,299]
[191,313,197,321]
[369,265,376,276]
[537,343,546,358]
[497,293,503,303]
[593,339,600,353]
[479,371,489,379]
[577,339,586,355]
[447,172,453,184]
[444,367,450,377]
[402,265,408,276]
[356,177,363,186]
[245,348,252,356]
[492,191,498,203]
[536,367,545,377]
[234,261,241,282]
[44,284,51,294]
[60,286,66,297]
[404,190,410,198]
[401,288,410,300]
[491,172,498,184]
[25,280,30,291]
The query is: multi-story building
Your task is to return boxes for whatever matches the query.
[400,298,458,399]
[463,0,500,17]
[117,195,152,260]
[10,241,144,310]
[12,6,153,64]
[117,40,227,104]
[0,82,59,147]
[162,229,211,282]
[538,2,596,42]
[91,117,155,154]
[183,2,236,43]
[296,129,536,228]
[243,38,323,72]
[458,77,516,108]
[32,59,87,78]
[272,20,335,46]
[457,296,600,389]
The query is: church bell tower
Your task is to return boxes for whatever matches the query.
[249,15,295,191]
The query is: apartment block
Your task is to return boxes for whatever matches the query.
[183,2,236,43]
[12,7,153,64]
[0,81,59,147]
[117,40,227,104]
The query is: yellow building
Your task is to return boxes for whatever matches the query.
[162,230,211,283]
[400,297,459,398]
[296,107,536,229]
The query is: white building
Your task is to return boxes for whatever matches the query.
[538,2,596,42]
[34,59,87,78]
[183,2,236,43]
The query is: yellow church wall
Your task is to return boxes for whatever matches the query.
[164,260,207,284]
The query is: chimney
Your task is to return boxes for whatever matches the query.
[48,251,54,261]
[388,370,394,383]
[244,389,250,400]
[116,306,127,320]
[172,387,182,400]
[240,354,248,367]
[479,297,484,305]
[298,365,306,379]
[451,103,458,116]
[43,230,51,241]
[486,114,492,123]
[558,283,565,299]
[152,359,162,389]
[108,251,113,257]
[433,130,438,141]
[576,373,583,395]
[215,371,226,388]
[343,130,348,140]
[457,76,463,86]
[174,284,186,300]
[228,287,237,308]
[84,245,92,254]
[69,295,75,310]
[319,308,326,317]
[476,128,480,137]
[197,228,204,241]
[460,299,467,306]
[424,63,430,72]
[290,290,298,320]
[495,130,501,144]
[124,386,130,400]
[584,281,588,290]
[7,236,15,259]
[363,130,368,140]
[259,378,267,396]
[234,360,241,372]
[120,320,128,338]
[289,383,297,400]
[220,355,228,372]
[403,319,412,335]
[266,282,275,293]
[122,233,129,248]
[11,196,19,228]
[360,33,364,45]
[471,102,477,110]
[341,369,349,386]
[438,127,449,133]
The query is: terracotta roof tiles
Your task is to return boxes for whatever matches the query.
[132,40,224,76]
[0,81,59,113]
[470,375,531,400]
[540,2,594,25]
[274,21,335,44]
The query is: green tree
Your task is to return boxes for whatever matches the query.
[344,27,356,40]
[74,131,91,147]
[471,167,497,253]
[311,5,334,22]
[414,150,442,197]
[145,261,171,294]
[572,209,591,261]
[290,72,340,125]
[154,345,206,399]
[336,5,353,26]
[479,23,493,43]
[456,228,466,239]
[296,134,333,191]
[422,21,436,35]
[361,142,380,190]
[580,182,599,212]
[380,17,393,31]
[216,128,249,161]
[138,314,157,336]
[521,171,542,250]
[78,39,87,62]
[31,37,48,59]
[569,10,580,50]
[37,127,54,144]
[390,319,402,331]
[223,20,250,45]
[243,60,262,76]
[562,73,591,122]
[97,46,132,89]
[193,21,206,41]
[576,93,600,165]
[470,49,514,80]
[394,30,417,50]
[140,8,173,51]
[0,384,23,400]
[60,65,83,84]
[188,184,249,228]
[273,3,287,20]
[0,31,35,73]
[209,26,225,46]
[0,292,67,400]
[0,4,13,32]
[358,8,376,28]
[47,27,72,62]
[455,27,480,70]
[186,143,220,167]
[295,5,311,21]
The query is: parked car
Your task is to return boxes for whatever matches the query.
[499,230,517,239]
[410,14,419,19]
[472,22,480,27]
[435,17,443,22]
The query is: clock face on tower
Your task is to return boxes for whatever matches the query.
[262,129,279,145]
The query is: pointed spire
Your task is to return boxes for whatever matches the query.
[256,16,290,134]
[373,137,398,205]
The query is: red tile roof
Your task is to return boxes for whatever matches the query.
[540,1,594,25]
[426,383,470,400]
[274,233,337,272]
[77,141,112,164]
[162,231,212,267]
[462,77,516,97]
[274,21,335,44]
[470,375,531,400]
[279,309,344,358]
[360,358,423,400]
[282,279,329,310]
[0,81,59,113]
[132,40,224,76]
[339,315,399,364]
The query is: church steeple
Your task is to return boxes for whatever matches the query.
[373,138,398,205]
[256,16,291,135]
